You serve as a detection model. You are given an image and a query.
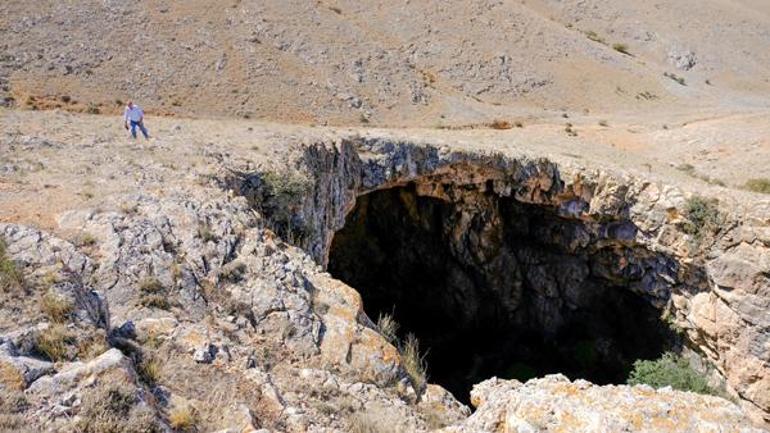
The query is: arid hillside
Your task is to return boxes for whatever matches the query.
[2,0,769,126]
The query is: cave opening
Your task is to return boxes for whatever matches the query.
[327,182,678,403]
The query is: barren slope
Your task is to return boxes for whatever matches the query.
[2,0,769,126]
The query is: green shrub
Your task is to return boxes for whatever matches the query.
[627,352,719,396]
[0,239,24,293]
[744,178,770,194]
[257,169,313,244]
[683,195,722,242]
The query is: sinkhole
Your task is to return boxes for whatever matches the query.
[327,182,678,403]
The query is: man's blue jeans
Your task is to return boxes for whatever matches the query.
[130,120,149,139]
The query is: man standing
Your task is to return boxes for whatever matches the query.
[123,101,150,139]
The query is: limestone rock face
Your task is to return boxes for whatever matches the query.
[1,129,769,431]
[442,375,765,433]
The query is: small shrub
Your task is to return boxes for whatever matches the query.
[682,195,722,242]
[40,291,74,323]
[0,239,24,293]
[257,169,313,244]
[0,390,28,431]
[744,178,770,194]
[400,333,427,393]
[627,352,719,396]
[0,362,25,391]
[375,313,399,345]
[612,43,630,55]
[168,405,199,432]
[35,324,76,362]
[598,120,609,127]
[514,121,523,128]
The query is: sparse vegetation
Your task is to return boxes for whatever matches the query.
[627,352,720,396]
[138,277,170,310]
[40,291,74,323]
[564,123,578,137]
[584,30,606,44]
[744,178,770,194]
[75,378,162,433]
[0,239,24,293]
[0,362,25,391]
[168,405,199,432]
[219,262,246,284]
[598,120,609,127]
[612,43,630,55]
[197,222,218,243]
[664,72,686,86]
[489,119,512,130]
[35,324,76,362]
[675,164,725,186]
[349,406,405,433]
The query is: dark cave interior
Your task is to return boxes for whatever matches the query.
[327,183,677,403]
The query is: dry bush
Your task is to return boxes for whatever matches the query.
[0,362,25,391]
[40,291,74,323]
[75,378,162,433]
[168,405,199,432]
[35,324,76,362]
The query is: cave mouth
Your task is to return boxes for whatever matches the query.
[327,182,677,404]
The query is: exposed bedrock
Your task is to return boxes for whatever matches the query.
[232,137,770,423]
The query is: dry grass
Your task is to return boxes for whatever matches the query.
[136,355,162,386]
[375,313,399,345]
[35,324,76,362]
[40,291,74,323]
[0,362,25,391]
[74,376,162,433]
[139,277,170,310]
[0,239,24,293]
[400,333,428,393]
[168,405,199,432]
